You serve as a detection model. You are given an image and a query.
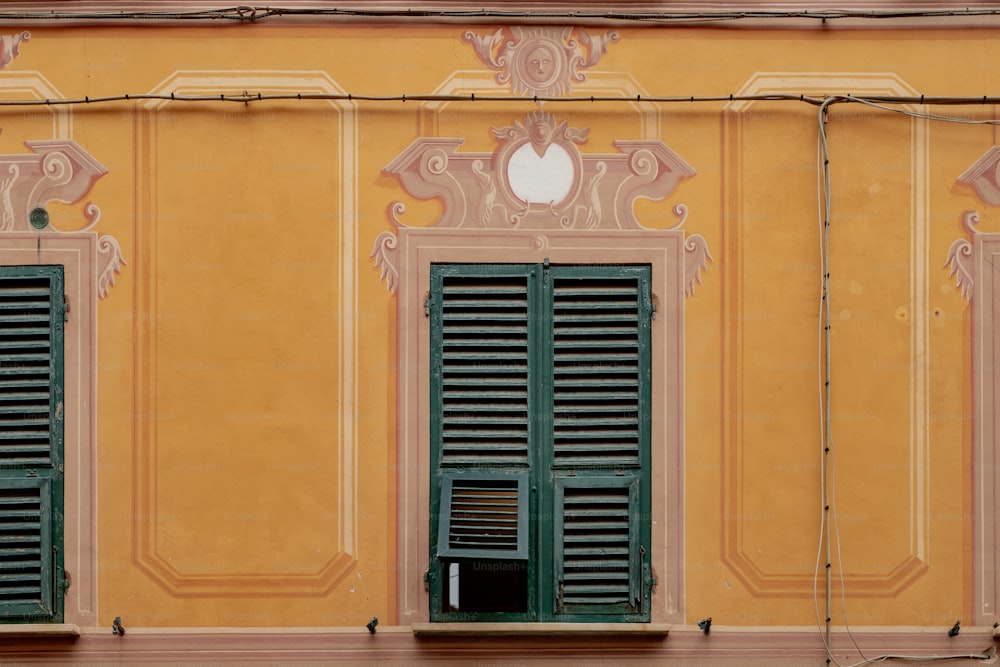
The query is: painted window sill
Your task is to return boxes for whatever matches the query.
[412,622,670,637]
[0,624,80,639]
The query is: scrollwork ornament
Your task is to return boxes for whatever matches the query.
[944,209,979,303]
[97,235,127,300]
[80,201,101,232]
[684,234,714,298]
[370,231,400,295]
[668,204,689,230]
[0,138,125,299]
[388,201,407,228]
[465,26,620,97]
[628,148,658,179]
[0,31,29,70]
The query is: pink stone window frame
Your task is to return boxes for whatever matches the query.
[394,227,685,624]
[973,234,1000,625]
[0,233,98,626]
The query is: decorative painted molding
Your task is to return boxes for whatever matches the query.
[134,71,359,597]
[722,73,931,598]
[0,139,125,300]
[684,232,713,298]
[463,26,619,97]
[0,31,29,70]
[374,111,707,295]
[370,229,400,294]
[944,210,979,302]
[957,146,1000,206]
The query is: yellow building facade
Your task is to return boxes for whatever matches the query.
[0,4,998,664]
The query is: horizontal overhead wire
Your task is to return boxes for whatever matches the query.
[8,6,1000,24]
[1,92,1000,109]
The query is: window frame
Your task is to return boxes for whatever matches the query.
[0,234,100,627]
[392,229,686,626]
[426,261,653,623]
[0,264,65,623]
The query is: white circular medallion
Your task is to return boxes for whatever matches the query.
[506,142,575,205]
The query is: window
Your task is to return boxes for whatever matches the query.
[0,265,65,623]
[427,262,652,622]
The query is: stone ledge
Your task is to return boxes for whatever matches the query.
[412,622,670,637]
[0,624,80,639]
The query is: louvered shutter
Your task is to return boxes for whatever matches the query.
[429,263,651,622]
[437,472,528,559]
[549,269,648,468]
[432,267,532,467]
[553,476,641,615]
[547,266,651,620]
[0,266,64,622]
[430,265,534,567]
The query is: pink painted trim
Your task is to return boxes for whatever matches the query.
[394,229,685,624]
[0,233,99,626]
[972,235,1000,624]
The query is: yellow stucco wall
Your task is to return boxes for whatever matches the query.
[0,22,993,629]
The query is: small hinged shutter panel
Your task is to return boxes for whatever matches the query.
[553,475,641,616]
[437,472,529,559]
[0,265,64,621]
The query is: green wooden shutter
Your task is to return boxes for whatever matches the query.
[429,265,537,619]
[0,266,64,622]
[429,263,651,622]
[549,269,648,468]
[547,266,651,621]
[431,266,533,467]
[553,476,642,617]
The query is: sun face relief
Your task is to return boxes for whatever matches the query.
[523,44,558,87]
[464,26,619,97]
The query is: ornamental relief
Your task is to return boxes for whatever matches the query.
[945,146,1000,301]
[0,139,125,299]
[371,110,711,297]
[464,26,619,97]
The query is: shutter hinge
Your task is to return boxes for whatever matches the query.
[650,301,656,321]
[423,568,432,592]
[636,545,647,610]
[557,578,564,612]
[424,292,431,317]
[63,294,69,322]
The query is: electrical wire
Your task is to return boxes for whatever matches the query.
[0,91,999,110]
[10,5,1000,24]
[814,96,1000,666]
